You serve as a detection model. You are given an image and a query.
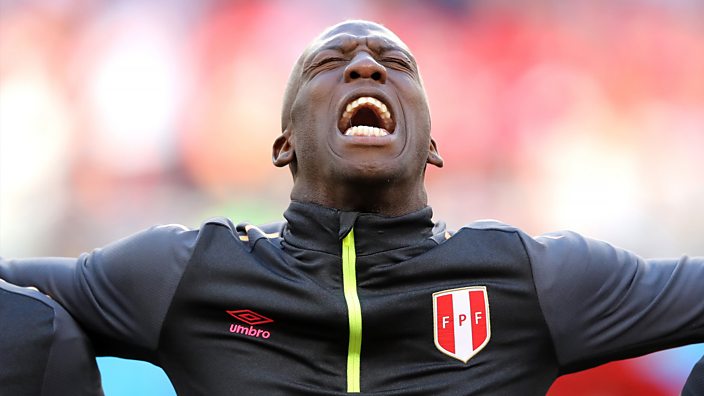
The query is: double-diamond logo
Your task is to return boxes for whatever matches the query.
[227,309,274,339]
[227,309,274,325]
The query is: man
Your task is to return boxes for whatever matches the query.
[1,20,703,395]
[0,279,103,395]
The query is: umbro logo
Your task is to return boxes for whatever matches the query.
[226,309,274,339]
[227,309,274,325]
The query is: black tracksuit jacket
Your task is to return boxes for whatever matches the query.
[1,201,703,395]
[0,280,103,396]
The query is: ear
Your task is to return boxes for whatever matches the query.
[272,129,295,167]
[427,138,443,168]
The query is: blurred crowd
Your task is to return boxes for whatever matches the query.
[1,1,703,394]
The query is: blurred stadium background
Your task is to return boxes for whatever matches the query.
[1,0,703,394]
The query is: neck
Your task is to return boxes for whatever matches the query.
[290,177,428,216]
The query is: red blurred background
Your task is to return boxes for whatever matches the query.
[1,1,702,394]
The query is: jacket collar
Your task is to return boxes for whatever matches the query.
[281,201,442,256]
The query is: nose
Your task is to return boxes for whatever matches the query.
[344,52,387,83]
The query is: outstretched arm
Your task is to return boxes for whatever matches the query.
[520,230,704,375]
[0,224,198,361]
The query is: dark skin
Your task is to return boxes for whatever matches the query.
[272,20,443,216]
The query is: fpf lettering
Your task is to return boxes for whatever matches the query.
[475,312,483,324]
[441,312,483,328]
[442,316,450,329]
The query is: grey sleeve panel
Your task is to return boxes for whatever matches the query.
[519,230,704,373]
[0,224,198,359]
[42,293,105,396]
[0,281,104,396]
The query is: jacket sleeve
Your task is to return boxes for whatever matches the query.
[0,280,103,396]
[42,288,105,396]
[519,230,704,374]
[0,224,198,361]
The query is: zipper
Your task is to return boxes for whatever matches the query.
[342,228,362,392]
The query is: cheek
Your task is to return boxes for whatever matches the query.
[311,74,340,101]
[392,74,430,117]
[289,93,312,125]
[293,72,340,115]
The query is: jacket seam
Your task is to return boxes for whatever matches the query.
[39,308,57,396]
[514,230,562,372]
[154,238,199,364]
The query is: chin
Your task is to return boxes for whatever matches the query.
[337,163,408,185]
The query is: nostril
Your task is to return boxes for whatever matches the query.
[371,71,381,81]
[350,71,360,79]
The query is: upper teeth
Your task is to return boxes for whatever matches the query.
[340,96,394,136]
[345,97,390,118]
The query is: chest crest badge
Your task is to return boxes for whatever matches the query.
[432,286,491,363]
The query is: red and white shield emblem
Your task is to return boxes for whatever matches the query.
[432,286,491,363]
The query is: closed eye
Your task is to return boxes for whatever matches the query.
[312,57,346,69]
[382,57,413,71]
[304,57,346,76]
[320,57,345,64]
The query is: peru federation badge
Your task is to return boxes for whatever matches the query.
[432,286,491,363]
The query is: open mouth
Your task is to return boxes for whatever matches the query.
[338,96,396,137]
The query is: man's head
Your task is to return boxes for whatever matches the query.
[272,20,443,214]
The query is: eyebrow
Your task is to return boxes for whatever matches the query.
[316,39,355,54]
[377,44,414,60]
[315,39,415,63]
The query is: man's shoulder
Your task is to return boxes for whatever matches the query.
[0,281,104,396]
[458,219,525,234]
[439,220,532,252]
[198,217,286,246]
[0,279,62,315]
[0,279,83,338]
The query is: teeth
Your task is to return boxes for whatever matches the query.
[339,96,394,133]
[344,126,390,137]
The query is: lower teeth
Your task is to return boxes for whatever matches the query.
[344,126,389,137]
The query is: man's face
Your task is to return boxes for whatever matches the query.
[274,21,442,188]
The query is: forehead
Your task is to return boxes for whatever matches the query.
[307,22,411,56]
